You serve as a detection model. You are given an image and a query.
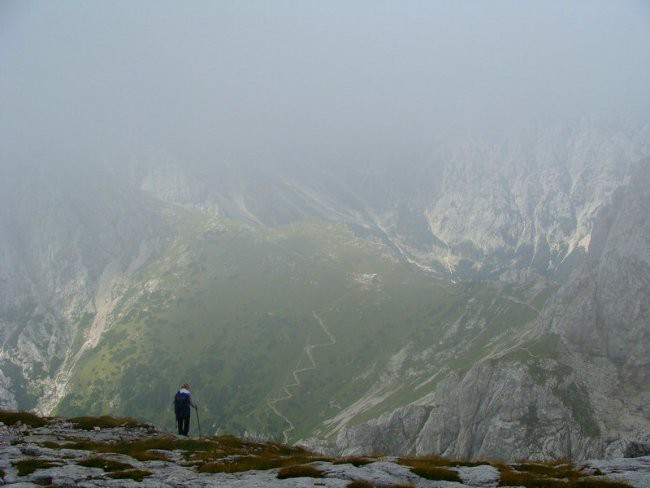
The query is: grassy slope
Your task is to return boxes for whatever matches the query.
[57,206,555,442]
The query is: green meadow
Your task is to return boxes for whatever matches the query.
[58,207,554,442]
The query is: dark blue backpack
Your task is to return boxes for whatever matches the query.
[174,391,191,417]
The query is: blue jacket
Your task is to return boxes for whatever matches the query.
[174,388,195,418]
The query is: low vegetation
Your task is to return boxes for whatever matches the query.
[44,437,169,462]
[396,456,633,488]
[69,415,152,431]
[570,481,634,487]
[0,411,635,487]
[107,469,153,481]
[77,456,153,481]
[0,410,48,428]
[348,481,417,488]
[196,448,326,474]
[398,456,462,482]
[409,465,461,482]
[55,215,554,442]
[276,464,324,479]
[497,462,633,488]
[13,458,62,476]
[199,455,305,474]
[346,481,375,488]
[399,454,485,468]
[333,456,376,467]
[77,456,135,472]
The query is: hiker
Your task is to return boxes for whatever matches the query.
[174,383,196,436]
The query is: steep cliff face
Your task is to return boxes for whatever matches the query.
[337,363,603,461]
[335,160,650,461]
[0,164,169,412]
[544,159,650,368]
[395,120,650,279]
[540,158,650,453]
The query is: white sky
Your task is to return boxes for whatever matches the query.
[1,0,649,170]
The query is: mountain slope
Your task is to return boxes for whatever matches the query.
[131,118,650,280]
[0,164,171,412]
[334,160,650,460]
[1,118,648,462]
[55,209,552,442]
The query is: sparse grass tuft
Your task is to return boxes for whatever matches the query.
[452,460,491,467]
[200,457,283,473]
[347,480,375,488]
[69,415,150,430]
[333,456,375,467]
[571,480,633,488]
[265,440,310,456]
[107,469,153,481]
[198,452,314,473]
[41,433,314,468]
[0,410,48,428]
[410,465,461,482]
[77,456,134,472]
[13,458,61,476]
[212,435,247,449]
[398,455,449,467]
[41,435,213,462]
[398,456,461,482]
[498,464,633,488]
[513,461,582,479]
[12,422,634,488]
[499,471,568,487]
[399,454,487,468]
[127,449,170,462]
[276,464,324,479]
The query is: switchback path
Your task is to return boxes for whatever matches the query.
[266,312,336,443]
[496,293,541,314]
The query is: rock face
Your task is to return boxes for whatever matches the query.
[418,121,650,278]
[335,405,432,456]
[541,157,650,453]
[337,363,601,461]
[543,158,650,379]
[335,160,650,461]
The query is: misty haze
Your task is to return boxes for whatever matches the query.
[1,1,649,486]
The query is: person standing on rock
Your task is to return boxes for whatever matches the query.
[174,383,196,436]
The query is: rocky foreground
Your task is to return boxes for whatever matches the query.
[0,412,647,487]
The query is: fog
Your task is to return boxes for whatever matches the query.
[2,0,649,171]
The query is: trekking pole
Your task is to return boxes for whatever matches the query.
[194,405,202,438]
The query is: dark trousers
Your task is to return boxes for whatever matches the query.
[177,415,190,436]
